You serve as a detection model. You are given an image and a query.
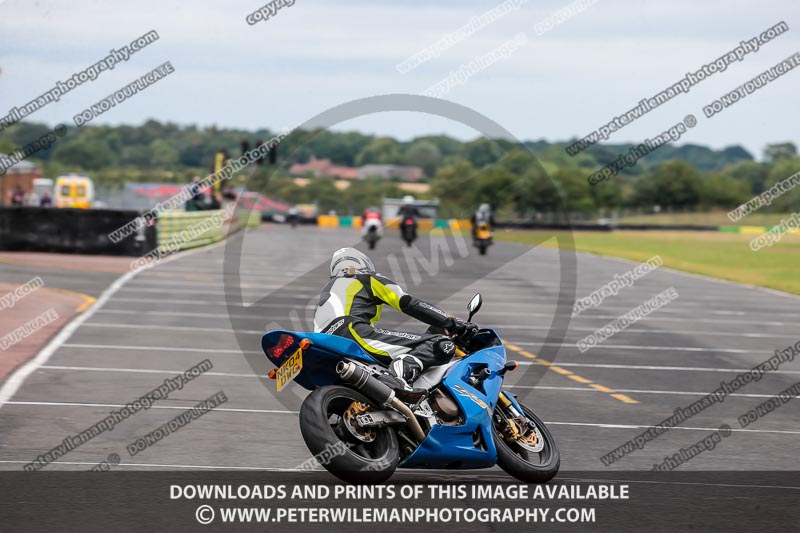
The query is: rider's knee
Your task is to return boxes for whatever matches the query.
[432,337,456,364]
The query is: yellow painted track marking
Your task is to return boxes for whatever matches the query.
[505,342,637,404]
[41,288,96,313]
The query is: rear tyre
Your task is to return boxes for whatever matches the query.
[479,244,487,255]
[299,386,399,484]
[368,240,376,250]
[492,401,560,483]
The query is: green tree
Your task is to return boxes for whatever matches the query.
[354,138,401,166]
[150,139,180,168]
[431,160,478,217]
[763,157,800,212]
[470,166,516,212]
[404,141,441,177]
[699,173,750,208]
[636,160,701,208]
[512,166,559,214]
[552,167,595,214]
[51,138,116,170]
[764,142,798,164]
[723,160,769,194]
[463,138,503,168]
[0,139,18,155]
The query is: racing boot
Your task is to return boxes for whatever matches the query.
[377,354,426,401]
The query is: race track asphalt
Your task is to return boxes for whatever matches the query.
[1,224,798,476]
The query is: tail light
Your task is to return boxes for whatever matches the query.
[267,334,294,360]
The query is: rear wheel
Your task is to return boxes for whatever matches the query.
[492,400,559,483]
[479,243,487,255]
[299,386,399,484]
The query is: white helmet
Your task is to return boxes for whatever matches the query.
[402,195,415,205]
[330,247,375,278]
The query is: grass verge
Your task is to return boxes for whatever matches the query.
[496,230,800,296]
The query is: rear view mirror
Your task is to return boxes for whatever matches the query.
[467,293,482,321]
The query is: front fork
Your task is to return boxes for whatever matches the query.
[498,390,525,419]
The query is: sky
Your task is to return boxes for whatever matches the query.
[0,0,798,160]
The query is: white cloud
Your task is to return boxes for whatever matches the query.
[0,0,797,157]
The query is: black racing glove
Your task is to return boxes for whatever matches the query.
[450,317,478,340]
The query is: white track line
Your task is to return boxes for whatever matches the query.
[61,343,262,355]
[4,401,298,414]
[0,240,229,410]
[509,385,788,399]
[553,362,800,375]
[40,365,260,378]
[34,366,795,400]
[518,341,761,354]
[4,401,798,435]
[0,460,304,471]
[0,270,136,408]
[82,322,263,334]
[91,309,798,339]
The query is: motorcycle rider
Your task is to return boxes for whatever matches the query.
[470,203,495,241]
[362,206,383,236]
[397,195,420,220]
[287,207,300,227]
[397,195,420,244]
[314,247,477,395]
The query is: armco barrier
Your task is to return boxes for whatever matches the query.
[719,225,798,235]
[156,207,241,252]
[0,206,157,256]
[314,216,800,234]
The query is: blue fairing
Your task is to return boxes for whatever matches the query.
[262,328,509,470]
[400,340,506,469]
[262,330,380,391]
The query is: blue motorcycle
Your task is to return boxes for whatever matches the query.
[262,293,560,484]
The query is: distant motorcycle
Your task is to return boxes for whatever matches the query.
[363,221,382,250]
[287,209,300,228]
[400,217,417,247]
[473,223,493,255]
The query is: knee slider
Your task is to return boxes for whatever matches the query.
[433,337,456,363]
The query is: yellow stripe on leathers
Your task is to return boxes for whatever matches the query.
[343,279,363,316]
[348,323,391,360]
[370,277,403,311]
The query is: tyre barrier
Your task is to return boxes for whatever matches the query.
[156,206,242,253]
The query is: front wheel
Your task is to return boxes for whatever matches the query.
[492,399,560,483]
[299,385,399,484]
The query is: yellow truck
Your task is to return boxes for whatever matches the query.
[55,174,94,208]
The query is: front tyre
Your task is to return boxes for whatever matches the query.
[299,385,399,484]
[492,401,560,483]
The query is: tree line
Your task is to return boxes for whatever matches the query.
[0,120,797,217]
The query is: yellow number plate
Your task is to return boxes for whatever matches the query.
[276,347,303,392]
